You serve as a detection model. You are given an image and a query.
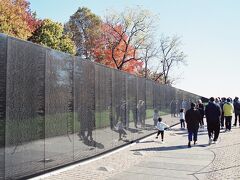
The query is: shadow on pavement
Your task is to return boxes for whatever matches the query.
[137,140,155,144]
[131,145,189,152]
[82,138,105,149]
[126,127,141,133]
[175,131,208,137]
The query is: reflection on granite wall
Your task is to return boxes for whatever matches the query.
[45,50,74,170]
[0,34,7,180]
[5,37,46,179]
[0,34,204,179]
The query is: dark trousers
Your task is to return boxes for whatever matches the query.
[207,122,220,141]
[234,114,240,126]
[221,113,225,127]
[225,116,232,130]
[200,116,204,126]
[157,130,164,140]
[188,129,198,142]
[180,119,185,128]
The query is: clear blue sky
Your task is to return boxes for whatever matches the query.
[29,0,240,99]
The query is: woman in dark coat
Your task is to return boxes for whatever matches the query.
[185,103,201,147]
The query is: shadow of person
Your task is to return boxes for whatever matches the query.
[92,140,105,149]
[143,124,156,131]
[80,137,105,149]
[131,145,190,152]
[176,131,208,137]
[126,127,141,133]
[121,139,131,143]
[137,140,155,144]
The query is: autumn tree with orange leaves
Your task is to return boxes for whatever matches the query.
[0,0,41,39]
[93,24,143,75]
[93,8,157,75]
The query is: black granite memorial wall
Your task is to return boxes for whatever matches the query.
[0,33,205,179]
[0,34,7,180]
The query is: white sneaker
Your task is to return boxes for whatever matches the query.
[213,140,218,144]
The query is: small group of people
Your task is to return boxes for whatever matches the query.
[154,96,240,148]
[184,96,240,147]
[179,100,205,129]
[114,99,146,141]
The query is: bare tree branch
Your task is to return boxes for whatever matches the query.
[155,35,187,85]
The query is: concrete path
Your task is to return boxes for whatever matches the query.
[35,122,240,180]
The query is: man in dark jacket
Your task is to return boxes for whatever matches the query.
[205,97,221,144]
[233,97,240,126]
[220,97,226,129]
[197,99,205,128]
[185,103,201,147]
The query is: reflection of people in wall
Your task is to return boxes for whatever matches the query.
[78,107,95,142]
[87,109,95,141]
[115,120,127,141]
[120,100,129,129]
[176,100,181,117]
[113,99,129,130]
[109,105,114,130]
[137,100,146,127]
[170,100,177,117]
[115,103,121,125]
[181,99,187,110]
[78,108,87,140]
[153,109,160,126]
[131,102,138,128]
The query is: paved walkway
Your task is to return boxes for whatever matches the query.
[34,122,240,180]
[5,115,178,179]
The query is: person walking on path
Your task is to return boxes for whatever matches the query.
[155,117,169,143]
[205,97,221,144]
[223,98,234,131]
[233,97,240,127]
[197,99,205,128]
[185,103,201,147]
[220,97,226,129]
[179,108,185,129]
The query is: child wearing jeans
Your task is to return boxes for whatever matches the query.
[155,117,169,142]
[179,108,185,129]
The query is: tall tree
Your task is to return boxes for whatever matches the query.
[0,0,41,39]
[65,7,102,58]
[93,24,143,75]
[102,8,156,71]
[29,19,76,55]
[141,38,160,78]
[157,35,186,85]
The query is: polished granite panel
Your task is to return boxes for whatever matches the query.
[5,37,45,179]
[146,80,154,110]
[126,75,137,141]
[137,78,146,131]
[44,49,74,170]
[164,85,172,113]
[153,83,161,111]
[0,34,7,180]
[111,70,127,147]
[159,85,166,113]
[145,80,154,130]
[73,58,96,160]
[94,64,113,154]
